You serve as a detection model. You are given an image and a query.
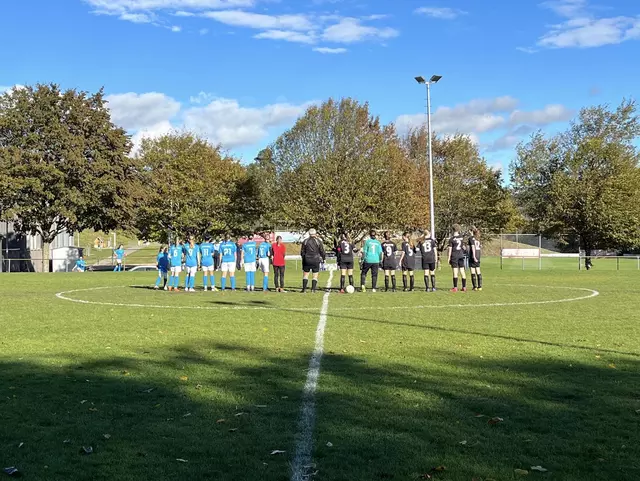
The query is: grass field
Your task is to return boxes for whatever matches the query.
[1,263,639,481]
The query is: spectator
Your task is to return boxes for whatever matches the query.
[272,236,287,292]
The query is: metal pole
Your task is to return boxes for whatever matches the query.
[426,82,436,241]
[538,235,542,270]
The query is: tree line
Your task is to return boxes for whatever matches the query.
[1,83,639,265]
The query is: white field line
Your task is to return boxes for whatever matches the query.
[291,270,334,481]
[55,284,599,312]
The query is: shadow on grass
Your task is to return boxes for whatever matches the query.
[1,342,639,481]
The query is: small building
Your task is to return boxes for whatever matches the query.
[0,220,72,272]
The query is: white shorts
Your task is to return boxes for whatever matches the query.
[244,262,256,272]
[201,264,214,272]
[258,258,270,273]
[186,265,197,276]
[221,262,236,273]
[116,259,123,264]
[171,266,182,274]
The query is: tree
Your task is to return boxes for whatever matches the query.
[0,83,140,269]
[402,127,515,249]
[510,100,640,258]
[265,98,423,244]
[134,132,250,242]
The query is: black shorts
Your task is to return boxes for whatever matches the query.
[402,260,415,271]
[382,261,397,271]
[469,260,481,268]
[450,258,465,268]
[303,262,320,273]
[422,262,436,272]
[340,261,354,270]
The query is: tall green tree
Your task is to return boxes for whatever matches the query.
[265,98,423,244]
[134,132,252,242]
[403,127,514,248]
[0,83,140,268]
[510,100,640,257]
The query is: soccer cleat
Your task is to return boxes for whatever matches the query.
[461,287,467,293]
[211,287,218,292]
[432,288,437,292]
[361,286,366,293]
[340,289,345,294]
[450,287,458,293]
[477,287,482,291]
[163,286,168,291]
[372,289,377,293]
[472,287,477,291]
[154,285,159,290]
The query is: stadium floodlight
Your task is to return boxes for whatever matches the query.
[415,74,442,240]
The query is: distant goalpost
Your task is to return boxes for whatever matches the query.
[498,233,580,270]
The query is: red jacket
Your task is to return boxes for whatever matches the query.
[272,243,286,267]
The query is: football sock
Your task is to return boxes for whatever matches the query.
[203,275,208,288]
[478,274,483,288]
[471,274,477,288]
[340,275,345,290]
[431,275,436,289]
[191,276,196,289]
[402,275,407,289]
[372,273,378,289]
[211,274,216,287]
[348,275,354,287]
[246,272,251,288]
[391,276,396,290]
[302,279,309,292]
[221,277,227,290]
[163,276,167,288]
[185,275,189,289]
[312,279,318,292]
[113,265,118,272]
[462,278,467,289]
[263,275,268,290]
[424,275,430,289]
[361,273,366,288]
[385,276,389,290]
[453,277,458,288]
[155,276,162,287]
[410,276,415,290]
[231,277,236,290]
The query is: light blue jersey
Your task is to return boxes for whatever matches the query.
[242,241,257,263]
[115,248,125,260]
[200,242,214,267]
[76,259,86,271]
[258,242,271,259]
[157,252,169,271]
[220,241,237,263]
[169,244,183,267]
[183,244,200,268]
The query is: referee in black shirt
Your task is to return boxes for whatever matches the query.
[300,229,326,293]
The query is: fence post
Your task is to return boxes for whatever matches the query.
[617,257,620,271]
[538,235,542,270]
[522,256,524,271]
[637,256,639,271]
[578,255,581,271]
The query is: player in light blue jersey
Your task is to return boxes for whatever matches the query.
[242,235,258,291]
[199,236,217,291]
[257,234,272,292]
[183,238,200,292]
[73,256,87,272]
[113,244,126,272]
[168,238,184,291]
[219,234,237,291]
[155,246,169,290]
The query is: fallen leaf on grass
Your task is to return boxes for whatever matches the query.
[80,446,93,455]
[80,400,87,404]
[103,434,111,440]
[530,466,548,472]
[179,376,189,381]
[182,413,191,418]
[487,417,504,425]
[228,428,238,432]
[431,466,446,472]
[63,439,71,444]
[459,440,467,445]
[88,408,98,412]
[326,442,333,447]
[17,443,23,448]
[141,388,154,394]
[121,370,130,376]
[216,419,226,424]
[255,405,267,408]
[270,450,286,455]
[281,396,289,400]
[608,363,616,369]
[2,467,20,477]
[635,409,640,414]
[176,458,188,463]
[595,355,601,359]
[234,412,246,417]
[195,384,203,390]
[474,413,485,418]
[514,469,528,476]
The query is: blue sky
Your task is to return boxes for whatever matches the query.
[1,0,639,170]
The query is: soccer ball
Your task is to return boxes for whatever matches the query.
[346,285,355,294]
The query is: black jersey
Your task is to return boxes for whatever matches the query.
[381,241,397,260]
[401,241,415,268]
[419,238,437,264]
[468,236,481,261]
[449,234,465,260]
[338,240,355,262]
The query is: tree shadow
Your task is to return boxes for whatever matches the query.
[1,342,638,481]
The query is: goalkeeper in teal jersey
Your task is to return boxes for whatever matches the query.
[361,230,383,292]
[199,236,216,291]
[257,234,272,292]
[154,246,169,290]
[168,238,183,291]
[183,238,200,292]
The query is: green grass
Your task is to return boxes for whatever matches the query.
[1,264,639,481]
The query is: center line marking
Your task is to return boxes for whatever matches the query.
[291,271,334,481]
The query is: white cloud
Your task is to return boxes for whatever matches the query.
[170,25,182,32]
[509,104,574,126]
[254,30,316,44]
[199,27,209,34]
[414,7,467,20]
[119,12,154,23]
[189,91,216,104]
[183,98,313,148]
[321,17,398,43]
[174,10,195,16]
[313,47,347,54]
[106,92,181,130]
[130,121,175,155]
[84,0,255,15]
[203,10,314,31]
[530,0,640,49]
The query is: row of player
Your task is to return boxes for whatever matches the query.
[145,224,482,293]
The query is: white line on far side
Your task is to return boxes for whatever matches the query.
[291,270,334,481]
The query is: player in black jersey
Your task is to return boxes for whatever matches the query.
[399,232,416,291]
[381,232,398,292]
[447,224,467,292]
[337,233,357,293]
[418,233,438,291]
[468,227,483,291]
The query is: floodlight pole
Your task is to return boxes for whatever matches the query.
[426,81,435,241]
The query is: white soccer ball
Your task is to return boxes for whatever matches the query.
[346,285,355,294]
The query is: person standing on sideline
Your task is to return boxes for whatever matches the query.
[447,224,467,292]
[183,237,200,292]
[257,234,272,292]
[468,227,483,291]
[219,234,238,291]
[200,236,216,291]
[73,256,87,272]
[381,232,398,292]
[213,238,221,271]
[300,229,325,293]
[242,234,258,291]
[361,230,383,292]
[337,233,356,293]
[168,238,183,291]
[271,236,287,292]
[400,232,416,292]
[235,238,242,272]
[418,232,438,292]
[154,246,169,290]
[113,244,126,272]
